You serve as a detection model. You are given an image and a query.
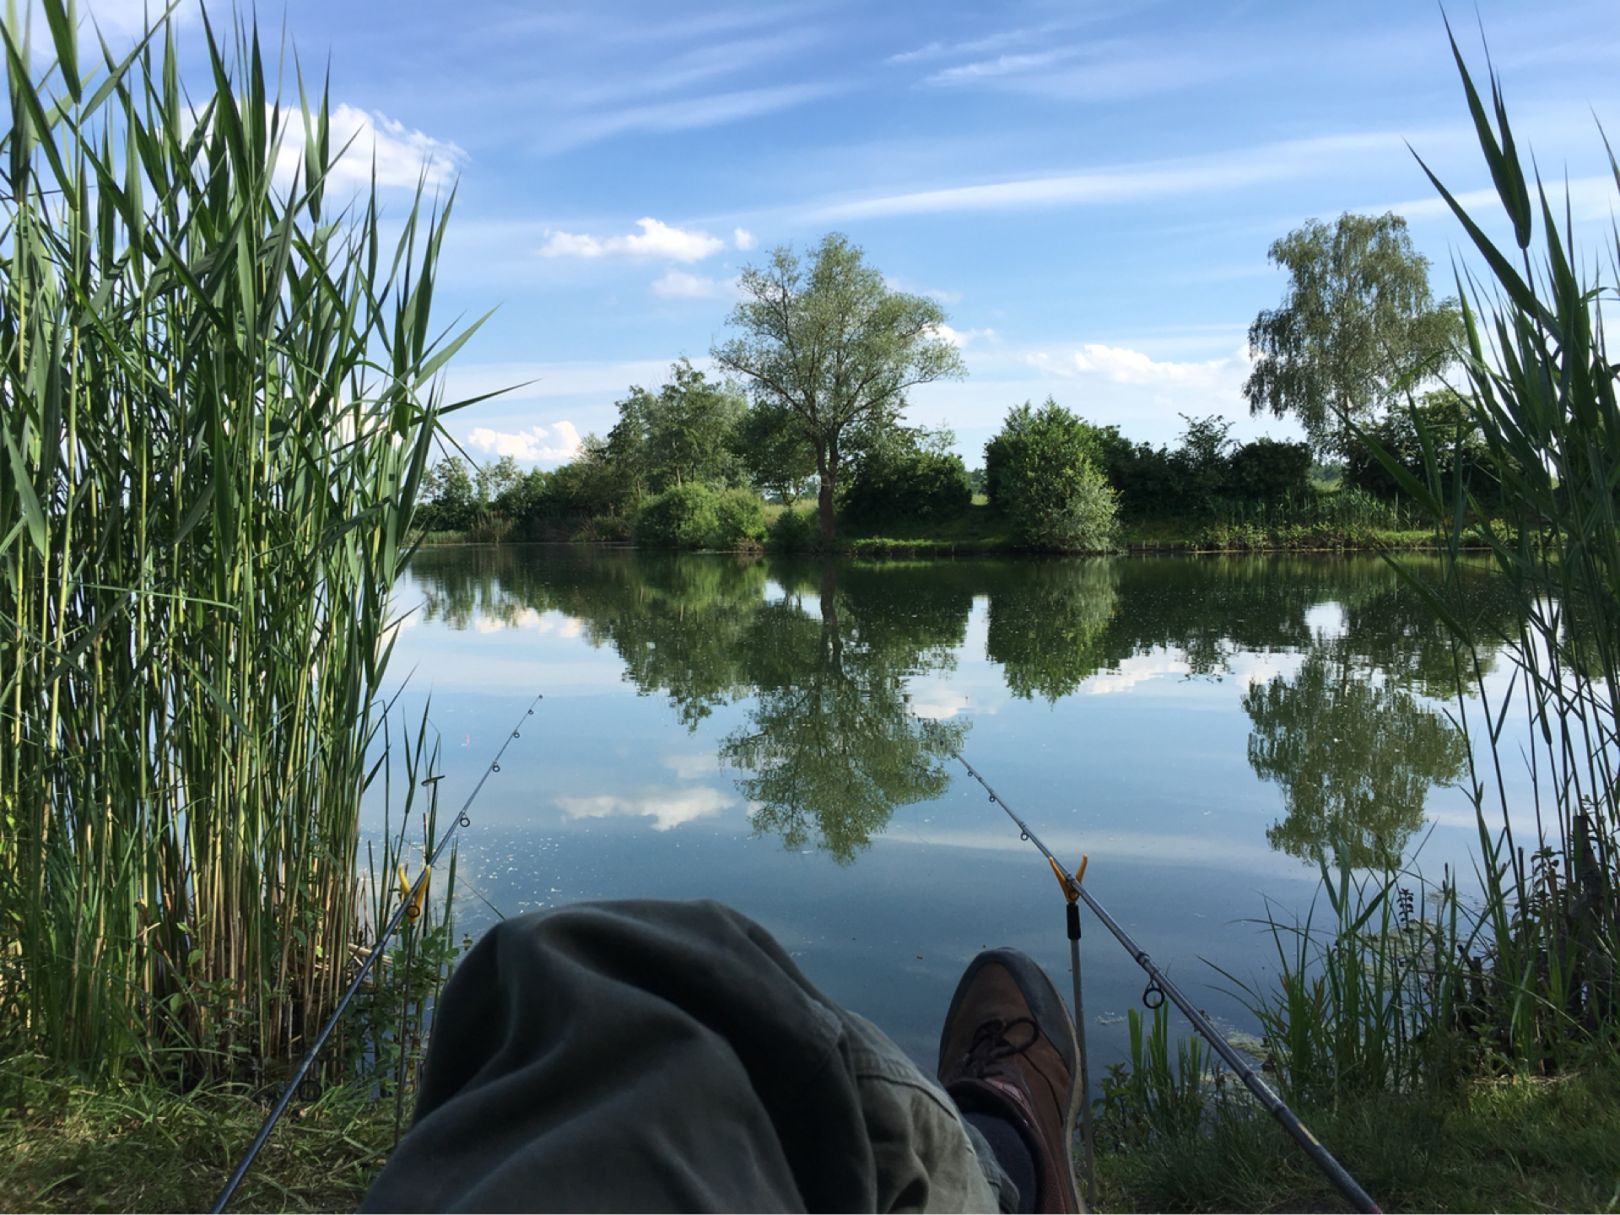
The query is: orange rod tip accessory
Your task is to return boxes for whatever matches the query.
[1075,854,1089,886]
[1049,855,1079,902]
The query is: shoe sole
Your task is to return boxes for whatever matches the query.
[942,949,1082,1209]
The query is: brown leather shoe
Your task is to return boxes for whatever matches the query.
[937,949,1081,1213]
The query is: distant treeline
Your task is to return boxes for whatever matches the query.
[415,365,1489,553]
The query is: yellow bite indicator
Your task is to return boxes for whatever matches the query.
[1048,853,1091,903]
[396,863,431,920]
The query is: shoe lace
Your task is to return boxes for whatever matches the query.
[961,1016,1039,1079]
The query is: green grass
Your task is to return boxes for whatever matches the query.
[0,1062,393,1213]
[1095,1062,1620,1213]
[1120,515,1439,551]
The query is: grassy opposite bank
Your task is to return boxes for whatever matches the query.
[412,500,1468,557]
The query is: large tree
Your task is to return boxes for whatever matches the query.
[712,234,965,543]
[1243,212,1460,457]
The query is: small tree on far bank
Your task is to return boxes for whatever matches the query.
[985,400,1119,552]
[713,233,965,544]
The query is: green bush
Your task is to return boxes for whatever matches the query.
[711,487,767,548]
[843,444,971,524]
[985,401,1121,551]
[632,484,765,550]
[767,505,820,552]
[1228,437,1313,502]
[577,514,631,543]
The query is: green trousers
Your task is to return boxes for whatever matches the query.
[361,899,1013,1212]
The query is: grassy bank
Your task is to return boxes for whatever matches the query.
[7,1054,1614,1213]
[0,1065,392,1213]
[1094,1061,1620,1212]
[413,501,1460,556]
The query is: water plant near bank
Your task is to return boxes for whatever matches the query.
[1092,37,1620,1209]
[0,3,482,1082]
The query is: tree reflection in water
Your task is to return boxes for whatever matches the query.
[722,563,967,864]
[405,548,1509,867]
[1244,645,1468,869]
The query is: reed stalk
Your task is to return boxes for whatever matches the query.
[1237,33,1620,1102]
[0,1,484,1081]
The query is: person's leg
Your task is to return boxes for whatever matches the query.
[361,899,1011,1213]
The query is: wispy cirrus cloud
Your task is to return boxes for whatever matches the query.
[810,129,1439,220]
[569,31,818,107]
[540,217,725,262]
[886,22,1078,65]
[1374,173,1617,225]
[537,82,840,155]
[925,48,1079,84]
[921,40,1235,102]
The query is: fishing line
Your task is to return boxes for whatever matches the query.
[210,692,544,1214]
[932,730,1382,1215]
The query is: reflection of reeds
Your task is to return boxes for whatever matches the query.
[0,4,479,1080]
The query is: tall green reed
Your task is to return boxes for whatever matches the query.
[1238,32,1620,1101]
[1097,1004,1216,1147]
[0,2,486,1081]
[1391,30,1620,1064]
[1218,858,1467,1106]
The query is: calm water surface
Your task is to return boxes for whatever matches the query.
[382,546,1526,1072]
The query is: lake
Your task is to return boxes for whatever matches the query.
[381,545,1528,1076]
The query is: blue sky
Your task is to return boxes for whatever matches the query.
[80,0,1620,467]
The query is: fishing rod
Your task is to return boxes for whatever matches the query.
[935,733,1382,1215]
[210,692,544,1214]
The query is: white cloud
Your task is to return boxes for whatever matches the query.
[1023,342,1250,390]
[539,217,725,262]
[1072,342,1249,386]
[928,323,997,349]
[733,227,757,250]
[556,786,734,831]
[466,421,582,463]
[275,103,465,192]
[650,269,738,299]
